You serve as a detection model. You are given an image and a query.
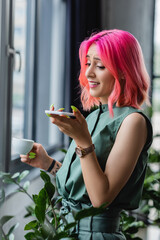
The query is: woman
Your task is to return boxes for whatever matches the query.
[21,29,153,239]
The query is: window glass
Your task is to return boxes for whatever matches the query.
[152,79,160,112]
[152,0,160,150]
[153,0,160,76]
[12,0,27,152]
[11,0,67,160]
[48,0,66,146]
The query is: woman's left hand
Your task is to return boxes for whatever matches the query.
[50,107,92,147]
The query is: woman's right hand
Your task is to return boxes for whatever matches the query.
[20,143,53,171]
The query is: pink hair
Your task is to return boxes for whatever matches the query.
[79,29,150,116]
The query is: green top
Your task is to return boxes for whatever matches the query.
[56,104,152,210]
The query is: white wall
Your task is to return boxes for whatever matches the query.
[101,0,155,77]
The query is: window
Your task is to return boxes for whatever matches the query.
[0,0,67,173]
[12,0,27,142]
[152,0,160,150]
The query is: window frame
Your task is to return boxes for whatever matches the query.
[10,0,37,173]
[152,0,160,95]
[0,0,67,174]
[0,0,14,172]
[152,0,160,115]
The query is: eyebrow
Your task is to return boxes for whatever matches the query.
[86,55,101,61]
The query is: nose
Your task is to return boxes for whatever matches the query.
[85,65,96,79]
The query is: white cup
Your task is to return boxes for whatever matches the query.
[12,138,34,155]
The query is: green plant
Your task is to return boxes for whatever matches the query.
[0,137,160,240]
[140,146,160,225]
[0,170,105,240]
[121,211,146,240]
[121,136,160,239]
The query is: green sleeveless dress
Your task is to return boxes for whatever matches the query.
[56,104,153,240]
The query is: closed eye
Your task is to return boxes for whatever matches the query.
[85,63,105,69]
[97,66,105,69]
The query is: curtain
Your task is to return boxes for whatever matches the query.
[64,0,102,116]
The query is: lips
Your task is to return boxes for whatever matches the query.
[88,81,100,88]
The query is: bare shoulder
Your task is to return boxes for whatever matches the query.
[121,112,147,131]
[117,112,147,145]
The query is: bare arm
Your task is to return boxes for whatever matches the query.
[77,113,147,207]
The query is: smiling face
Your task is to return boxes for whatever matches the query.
[85,44,115,104]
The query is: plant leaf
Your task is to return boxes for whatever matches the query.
[59,149,67,154]
[53,231,69,240]
[40,171,51,183]
[2,177,14,184]
[24,220,38,230]
[9,233,14,240]
[75,206,104,221]
[40,223,55,238]
[35,206,45,224]
[144,172,160,185]
[44,182,55,199]
[0,216,14,226]
[23,181,30,191]
[0,188,5,205]
[11,172,20,179]
[24,205,35,218]
[32,194,38,204]
[7,223,19,236]
[24,232,37,240]
[64,222,77,231]
[35,188,46,223]
[53,196,63,205]
[18,170,30,182]
[0,171,11,178]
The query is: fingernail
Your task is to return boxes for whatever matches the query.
[29,155,35,159]
[29,152,36,156]
[71,105,77,112]
[50,104,54,109]
[45,113,52,117]
[58,108,65,111]
[63,115,70,118]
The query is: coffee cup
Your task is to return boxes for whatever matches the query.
[12,138,34,155]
